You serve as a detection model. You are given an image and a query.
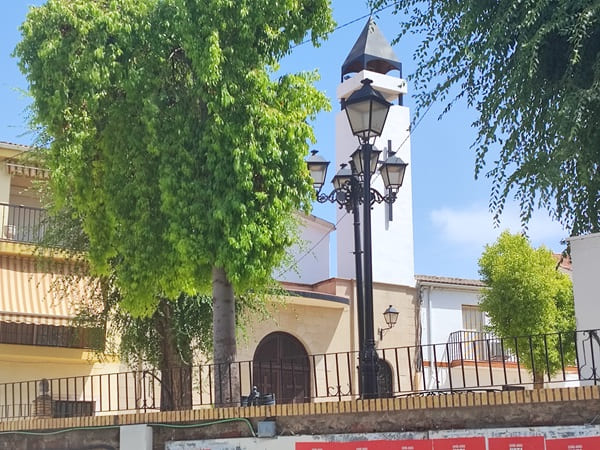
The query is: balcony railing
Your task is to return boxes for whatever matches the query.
[447,330,517,363]
[0,203,47,245]
[0,321,101,349]
[0,329,598,420]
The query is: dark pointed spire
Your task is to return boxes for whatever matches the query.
[341,17,402,81]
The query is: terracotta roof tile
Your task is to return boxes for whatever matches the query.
[415,274,485,287]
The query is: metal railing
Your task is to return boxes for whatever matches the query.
[0,203,47,244]
[1,329,598,419]
[0,321,99,349]
[447,330,517,363]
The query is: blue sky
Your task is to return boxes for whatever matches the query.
[0,1,567,280]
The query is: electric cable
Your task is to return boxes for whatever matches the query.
[277,103,433,278]
[276,3,433,278]
[0,417,256,438]
[291,1,401,49]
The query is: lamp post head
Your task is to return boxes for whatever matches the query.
[344,78,392,144]
[332,163,353,190]
[350,145,382,176]
[379,151,408,190]
[383,305,399,327]
[306,150,329,192]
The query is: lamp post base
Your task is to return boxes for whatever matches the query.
[361,339,379,399]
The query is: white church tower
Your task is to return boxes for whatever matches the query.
[335,18,415,287]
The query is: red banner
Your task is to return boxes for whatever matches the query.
[487,436,545,450]
[296,440,432,449]
[546,436,600,449]
[297,434,600,450]
[432,437,486,450]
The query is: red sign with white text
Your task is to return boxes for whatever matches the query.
[487,436,545,450]
[431,437,486,450]
[546,436,600,449]
[297,435,600,450]
[296,440,432,450]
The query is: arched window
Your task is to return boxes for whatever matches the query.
[253,332,310,404]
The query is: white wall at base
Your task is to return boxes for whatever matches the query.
[120,424,152,450]
[568,232,600,385]
[165,425,600,449]
[335,69,415,287]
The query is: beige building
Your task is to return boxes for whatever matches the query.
[0,139,420,415]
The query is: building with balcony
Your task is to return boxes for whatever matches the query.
[0,18,593,421]
[0,138,420,415]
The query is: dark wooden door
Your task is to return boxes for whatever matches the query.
[377,359,393,397]
[253,332,310,404]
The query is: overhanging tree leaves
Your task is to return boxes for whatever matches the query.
[371,0,600,234]
[478,231,576,388]
[16,0,334,405]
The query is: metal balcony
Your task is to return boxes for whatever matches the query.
[0,203,47,245]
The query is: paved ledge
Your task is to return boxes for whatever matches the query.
[1,385,599,434]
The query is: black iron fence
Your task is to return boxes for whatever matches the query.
[0,203,47,244]
[1,329,598,419]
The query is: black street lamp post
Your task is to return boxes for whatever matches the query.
[306,79,407,398]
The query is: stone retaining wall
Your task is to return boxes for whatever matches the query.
[0,386,597,449]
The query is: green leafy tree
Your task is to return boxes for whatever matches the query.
[370,0,600,235]
[16,0,333,406]
[36,202,214,410]
[478,231,576,388]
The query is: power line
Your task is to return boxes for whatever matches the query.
[290,2,399,49]
[277,1,434,280]
[278,102,433,279]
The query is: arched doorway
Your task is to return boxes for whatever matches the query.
[377,359,393,397]
[253,332,310,404]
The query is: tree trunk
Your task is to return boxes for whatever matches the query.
[533,370,544,390]
[212,266,239,407]
[156,298,192,411]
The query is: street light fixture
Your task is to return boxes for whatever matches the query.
[350,146,381,176]
[379,151,407,191]
[378,305,400,340]
[306,149,329,192]
[344,79,391,142]
[306,78,407,399]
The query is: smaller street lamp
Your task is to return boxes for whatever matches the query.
[306,149,329,192]
[332,164,353,191]
[378,305,400,340]
[379,151,408,191]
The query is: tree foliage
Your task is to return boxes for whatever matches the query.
[36,195,269,409]
[35,200,213,366]
[15,0,334,316]
[371,0,600,235]
[478,231,575,385]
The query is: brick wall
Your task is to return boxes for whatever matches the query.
[0,385,598,449]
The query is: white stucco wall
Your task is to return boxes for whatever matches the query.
[276,214,333,285]
[335,69,415,288]
[0,162,10,204]
[569,233,600,331]
[419,284,482,347]
[0,162,10,238]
